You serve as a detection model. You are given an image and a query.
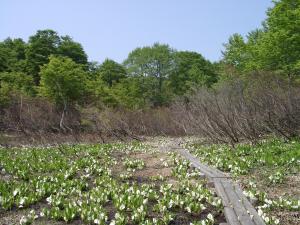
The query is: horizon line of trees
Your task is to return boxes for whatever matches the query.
[0,30,218,109]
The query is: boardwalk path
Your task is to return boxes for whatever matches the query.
[156,140,265,225]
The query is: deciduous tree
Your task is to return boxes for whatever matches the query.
[57,35,88,66]
[25,30,61,85]
[96,59,127,87]
[39,56,87,131]
[124,43,174,106]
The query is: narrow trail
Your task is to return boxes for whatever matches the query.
[150,138,266,225]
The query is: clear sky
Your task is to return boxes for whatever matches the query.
[1,0,273,63]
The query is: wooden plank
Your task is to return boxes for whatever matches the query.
[192,158,227,178]
[177,149,228,178]
[222,181,256,225]
[172,147,265,225]
[177,149,216,177]
[224,206,241,225]
[198,171,206,179]
[207,179,215,188]
[190,162,206,179]
[172,146,219,177]
[233,184,265,225]
[214,179,230,207]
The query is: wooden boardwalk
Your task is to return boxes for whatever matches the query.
[173,147,265,225]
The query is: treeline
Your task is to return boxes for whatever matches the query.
[0,0,299,144]
[0,31,217,109]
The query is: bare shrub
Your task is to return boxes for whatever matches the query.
[172,72,300,145]
[0,95,81,133]
[0,96,185,145]
[80,107,185,139]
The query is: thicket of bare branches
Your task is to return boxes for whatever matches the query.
[0,97,80,134]
[1,73,299,146]
[0,97,184,145]
[172,73,300,145]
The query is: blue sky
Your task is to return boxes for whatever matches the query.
[1,0,273,63]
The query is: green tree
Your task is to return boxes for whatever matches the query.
[222,0,300,80]
[222,30,265,74]
[222,34,248,72]
[170,51,217,95]
[124,43,174,106]
[0,42,10,72]
[86,78,119,107]
[39,55,87,130]
[57,35,88,66]
[0,71,35,105]
[243,29,265,71]
[0,38,27,72]
[114,77,144,109]
[258,0,300,79]
[96,59,127,87]
[25,29,61,85]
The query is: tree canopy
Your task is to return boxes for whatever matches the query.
[170,51,217,95]
[25,30,61,84]
[39,55,87,107]
[57,35,88,66]
[222,0,300,81]
[96,59,127,87]
[124,43,175,106]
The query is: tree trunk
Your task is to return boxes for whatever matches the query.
[59,102,67,132]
